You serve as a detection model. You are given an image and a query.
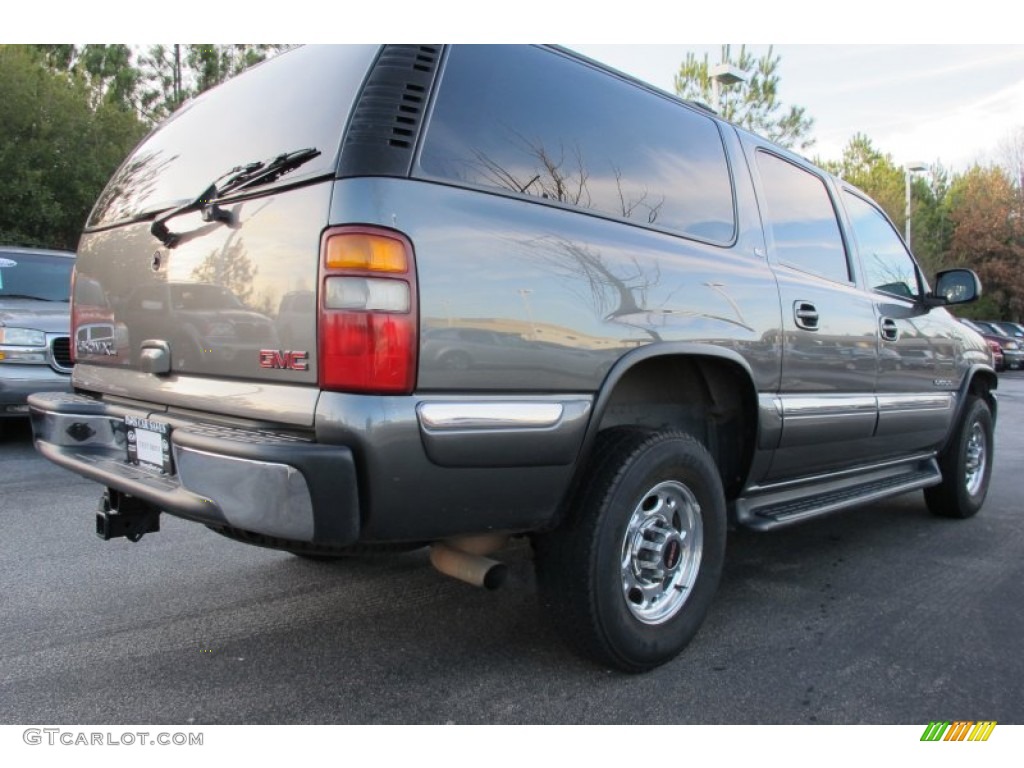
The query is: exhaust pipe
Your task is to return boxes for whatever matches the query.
[430,535,509,590]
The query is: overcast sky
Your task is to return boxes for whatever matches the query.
[11,2,1022,175]
[569,44,1024,173]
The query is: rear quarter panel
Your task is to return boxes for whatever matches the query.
[329,173,782,396]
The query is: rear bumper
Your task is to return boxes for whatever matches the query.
[28,391,359,545]
[29,388,593,546]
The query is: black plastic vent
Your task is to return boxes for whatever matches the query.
[338,45,442,178]
[50,336,73,371]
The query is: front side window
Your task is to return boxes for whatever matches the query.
[419,45,736,243]
[755,152,850,284]
[843,191,921,300]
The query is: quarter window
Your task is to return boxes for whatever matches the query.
[419,46,736,243]
[756,152,850,283]
[843,191,921,300]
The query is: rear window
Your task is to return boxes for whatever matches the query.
[0,251,74,302]
[88,45,379,229]
[418,46,736,243]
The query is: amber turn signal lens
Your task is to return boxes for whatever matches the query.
[325,233,408,273]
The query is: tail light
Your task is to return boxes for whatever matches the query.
[318,226,418,394]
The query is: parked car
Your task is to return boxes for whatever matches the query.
[989,320,1024,340]
[0,246,74,431]
[29,45,995,672]
[960,318,1023,370]
[984,338,1005,372]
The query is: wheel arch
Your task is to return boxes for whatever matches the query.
[565,344,761,512]
[942,365,998,454]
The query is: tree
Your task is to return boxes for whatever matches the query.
[138,44,290,123]
[0,44,289,251]
[820,133,904,220]
[674,45,814,151]
[996,126,1024,195]
[0,46,147,250]
[946,165,1024,320]
[33,44,142,112]
[820,133,948,275]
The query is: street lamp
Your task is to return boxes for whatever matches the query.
[709,63,747,113]
[904,161,928,250]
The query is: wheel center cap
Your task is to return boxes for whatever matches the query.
[662,536,682,570]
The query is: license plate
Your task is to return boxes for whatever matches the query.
[125,416,174,474]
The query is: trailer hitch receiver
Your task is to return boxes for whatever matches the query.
[96,489,161,542]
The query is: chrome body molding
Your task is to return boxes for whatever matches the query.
[417,401,572,430]
[781,394,878,417]
[756,391,957,482]
[415,396,592,468]
[876,393,954,412]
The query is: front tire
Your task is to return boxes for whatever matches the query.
[924,395,993,519]
[534,428,727,672]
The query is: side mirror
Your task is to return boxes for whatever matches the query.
[925,269,982,307]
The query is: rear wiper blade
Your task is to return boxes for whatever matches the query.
[219,147,321,197]
[150,147,321,248]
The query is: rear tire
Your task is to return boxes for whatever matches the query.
[924,396,993,519]
[534,428,727,672]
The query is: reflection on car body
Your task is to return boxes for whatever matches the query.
[120,282,278,371]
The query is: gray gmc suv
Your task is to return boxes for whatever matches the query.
[29,45,996,671]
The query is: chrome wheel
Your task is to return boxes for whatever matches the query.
[621,480,703,625]
[535,429,726,671]
[925,396,993,519]
[964,420,987,496]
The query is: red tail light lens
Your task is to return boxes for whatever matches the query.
[319,227,417,394]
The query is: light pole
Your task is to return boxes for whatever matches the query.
[904,161,928,250]
[709,63,747,114]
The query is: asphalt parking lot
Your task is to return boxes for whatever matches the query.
[1,375,1023,725]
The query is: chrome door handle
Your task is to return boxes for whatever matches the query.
[794,301,819,331]
[880,317,900,342]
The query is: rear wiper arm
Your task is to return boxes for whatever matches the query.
[150,147,321,248]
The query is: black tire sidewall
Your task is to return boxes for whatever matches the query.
[950,397,993,515]
[927,396,993,518]
[589,435,727,670]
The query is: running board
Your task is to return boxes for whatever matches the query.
[734,459,942,531]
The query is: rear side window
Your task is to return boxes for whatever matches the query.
[89,45,379,229]
[419,46,735,243]
[756,151,850,284]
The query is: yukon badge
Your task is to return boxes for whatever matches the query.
[259,349,309,371]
